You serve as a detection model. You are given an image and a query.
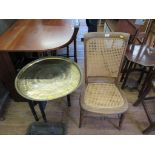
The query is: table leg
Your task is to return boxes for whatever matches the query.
[120,57,126,73]
[52,50,57,56]
[138,67,153,98]
[28,101,39,121]
[67,45,69,58]
[0,52,20,100]
[141,96,155,134]
[134,68,154,106]
[137,66,146,85]
[120,58,130,82]
[67,95,71,107]
[74,38,77,62]
[121,61,134,89]
[38,101,47,122]
[134,84,151,106]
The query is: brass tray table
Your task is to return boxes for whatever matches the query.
[15,57,82,122]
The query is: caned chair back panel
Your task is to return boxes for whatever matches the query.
[84,32,129,82]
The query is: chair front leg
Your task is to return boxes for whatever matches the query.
[118,113,125,130]
[79,107,83,128]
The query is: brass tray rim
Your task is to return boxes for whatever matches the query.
[15,56,83,101]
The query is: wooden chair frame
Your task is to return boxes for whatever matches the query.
[79,32,129,129]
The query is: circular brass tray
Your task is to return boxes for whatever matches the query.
[15,57,82,101]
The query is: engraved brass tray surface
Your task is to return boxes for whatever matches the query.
[15,57,82,101]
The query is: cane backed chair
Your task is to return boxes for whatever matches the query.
[79,32,130,129]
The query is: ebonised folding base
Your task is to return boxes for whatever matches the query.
[28,95,71,122]
[28,101,47,122]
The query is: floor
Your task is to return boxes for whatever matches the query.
[0,19,155,135]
